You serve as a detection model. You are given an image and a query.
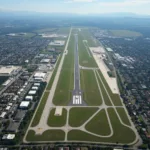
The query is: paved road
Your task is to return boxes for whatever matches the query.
[69,34,86,106]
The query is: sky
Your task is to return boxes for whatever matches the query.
[0,0,150,15]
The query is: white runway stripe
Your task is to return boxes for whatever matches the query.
[73,95,82,104]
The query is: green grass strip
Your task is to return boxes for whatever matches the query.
[97,70,122,106]
[80,70,102,106]
[68,108,136,144]
[85,109,111,136]
[47,108,67,127]
[95,71,112,106]
[116,108,131,126]
[31,92,49,127]
[69,107,98,127]
[53,33,74,106]
[26,130,65,141]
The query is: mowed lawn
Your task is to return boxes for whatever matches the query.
[85,109,111,136]
[97,70,122,106]
[95,71,112,106]
[31,91,50,127]
[80,70,102,106]
[68,108,136,144]
[80,28,99,47]
[69,107,98,127]
[78,32,97,68]
[26,130,65,141]
[116,108,131,126]
[47,108,67,127]
[53,33,74,106]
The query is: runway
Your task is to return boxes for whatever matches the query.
[70,34,86,106]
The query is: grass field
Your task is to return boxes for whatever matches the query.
[110,30,142,37]
[95,71,112,106]
[116,108,131,126]
[97,70,122,106]
[85,109,111,136]
[53,33,74,106]
[80,70,102,106]
[26,130,65,141]
[68,108,136,144]
[78,31,97,68]
[69,107,98,127]
[47,108,67,127]
[80,28,99,47]
[31,92,50,127]
[57,27,70,34]
[35,28,57,33]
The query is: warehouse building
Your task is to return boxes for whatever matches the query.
[40,59,50,63]
[28,90,36,95]
[32,86,39,90]
[34,72,46,78]
[34,72,46,81]
[5,106,11,111]
[49,40,65,46]
[19,101,30,109]
[2,134,15,140]
[0,112,7,118]
[34,83,40,86]
[25,95,33,101]
[0,66,21,76]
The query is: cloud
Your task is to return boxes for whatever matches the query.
[97,0,150,7]
[64,0,96,3]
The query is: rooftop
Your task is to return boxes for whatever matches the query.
[28,90,37,95]
[0,66,20,75]
[34,72,46,78]
[2,134,15,140]
[20,101,30,108]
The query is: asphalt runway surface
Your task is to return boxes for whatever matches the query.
[69,34,86,106]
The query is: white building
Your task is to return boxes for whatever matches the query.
[19,101,30,109]
[5,106,11,111]
[40,59,50,63]
[106,47,113,52]
[2,134,15,140]
[34,83,40,86]
[2,79,12,86]
[49,40,65,46]
[13,95,18,101]
[25,95,33,101]
[32,86,39,90]
[0,112,7,118]
[28,90,36,95]
[34,72,46,79]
